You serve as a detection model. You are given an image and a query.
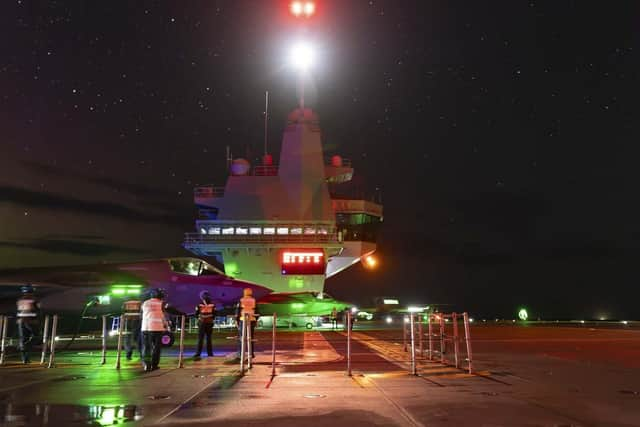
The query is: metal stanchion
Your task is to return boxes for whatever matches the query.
[346,310,352,376]
[402,317,408,352]
[239,314,247,374]
[47,315,58,368]
[247,315,253,370]
[418,316,424,358]
[428,315,433,361]
[115,316,124,369]
[439,315,445,364]
[177,315,186,368]
[463,312,473,374]
[410,314,417,375]
[100,315,107,365]
[453,312,460,368]
[40,315,50,365]
[0,316,7,365]
[271,313,277,377]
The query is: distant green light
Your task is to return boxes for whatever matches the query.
[291,303,304,309]
[97,295,111,305]
[126,289,140,295]
[111,289,126,295]
[518,308,528,321]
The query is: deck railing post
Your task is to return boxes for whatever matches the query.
[47,315,58,368]
[177,315,186,368]
[40,315,50,365]
[271,313,277,377]
[463,312,473,374]
[346,310,352,377]
[439,315,445,364]
[418,316,424,358]
[453,312,460,368]
[410,314,417,375]
[402,317,408,352]
[115,316,124,369]
[239,313,247,374]
[428,315,433,361]
[0,316,7,365]
[247,314,253,370]
[100,315,107,365]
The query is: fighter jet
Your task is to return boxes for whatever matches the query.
[0,257,271,316]
[256,291,351,328]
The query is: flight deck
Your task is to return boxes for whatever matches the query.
[0,322,639,426]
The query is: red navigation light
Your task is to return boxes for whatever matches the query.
[281,250,325,275]
[290,1,315,17]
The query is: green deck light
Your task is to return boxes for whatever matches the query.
[111,288,126,295]
[291,303,304,309]
[518,308,528,321]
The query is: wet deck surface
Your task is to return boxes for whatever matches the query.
[0,325,639,426]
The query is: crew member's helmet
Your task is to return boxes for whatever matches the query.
[20,285,34,295]
[243,288,253,297]
[149,288,166,300]
[200,290,211,302]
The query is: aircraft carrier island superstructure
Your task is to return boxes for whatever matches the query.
[183,107,383,294]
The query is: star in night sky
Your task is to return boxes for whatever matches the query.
[0,1,637,319]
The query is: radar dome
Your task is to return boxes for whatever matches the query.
[230,158,251,176]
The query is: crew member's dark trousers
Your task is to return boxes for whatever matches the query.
[17,319,37,363]
[124,317,142,359]
[237,320,256,357]
[141,331,162,369]
[195,322,213,356]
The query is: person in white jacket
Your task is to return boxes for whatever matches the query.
[141,288,168,372]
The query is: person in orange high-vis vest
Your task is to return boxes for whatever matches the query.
[193,291,215,360]
[141,288,168,372]
[236,288,258,358]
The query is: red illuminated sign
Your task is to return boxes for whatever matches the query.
[281,250,325,275]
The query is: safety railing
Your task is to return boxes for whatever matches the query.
[417,312,473,374]
[0,313,191,371]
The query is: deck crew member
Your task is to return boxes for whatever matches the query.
[16,285,40,364]
[237,288,257,358]
[140,288,168,372]
[193,291,215,360]
[122,296,142,360]
[330,307,338,330]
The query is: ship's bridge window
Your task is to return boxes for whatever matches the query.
[277,227,289,235]
[304,227,316,235]
[200,228,207,235]
[222,227,234,235]
[264,227,275,235]
[249,227,262,235]
[290,227,303,235]
[236,227,248,235]
[208,227,221,235]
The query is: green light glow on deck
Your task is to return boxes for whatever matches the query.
[291,303,304,309]
[518,308,528,321]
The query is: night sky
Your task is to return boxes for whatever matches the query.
[2,1,638,319]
